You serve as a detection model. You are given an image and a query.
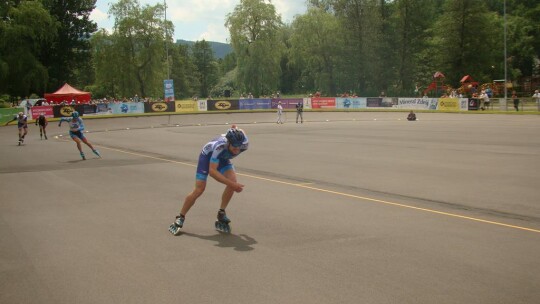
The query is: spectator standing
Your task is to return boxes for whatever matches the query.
[532,90,540,110]
[295,101,303,123]
[512,91,520,111]
[276,101,284,124]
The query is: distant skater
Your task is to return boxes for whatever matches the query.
[35,113,48,139]
[58,111,101,160]
[5,112,28,145]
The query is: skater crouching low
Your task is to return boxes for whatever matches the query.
[169,126,249,235]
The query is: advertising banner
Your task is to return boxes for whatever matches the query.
[94,103,112,115]
[108,102,145,114]
[438,98,460,111]
[311,97,336,109]
[164,79,175,102]
[198,99,207,111]
[381,97,396,107]
[30,106,55,119]
[271,98,303,109]
[175,101,198,112]
[366,98,382,107]
[240,99,271,110]
[82,104,96,115]
[207,99,239,111]
[336,97,367,109]
[144,102,174,113]
[303,98,312,109]
[468,98,480,110]
[53,105,86,118]
[397,98,432,110]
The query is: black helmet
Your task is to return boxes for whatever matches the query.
[225,128,246,147]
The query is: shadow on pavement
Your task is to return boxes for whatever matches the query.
[181,232,257,252]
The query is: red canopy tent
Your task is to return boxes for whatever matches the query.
[44,83,91,104]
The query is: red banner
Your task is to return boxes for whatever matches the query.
[311,97,336,109]
[30,106,54,119]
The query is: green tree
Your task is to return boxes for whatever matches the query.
[390,0,437,95]
[102,0,172,98]
[0,1,57,97]
[431,0,502,86]
[192,40,219,98]
[330,0,385,96]
[290,7,342,96]
[41,0,97,90]
[226,0,284,97]
[169,43,198,99]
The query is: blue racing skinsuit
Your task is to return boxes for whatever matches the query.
[196,135,249,181]
[59,117,86,139]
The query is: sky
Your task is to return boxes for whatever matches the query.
[90,0,308,43]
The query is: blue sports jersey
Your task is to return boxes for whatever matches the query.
[60,117,85,132]
[203,135,249,162]
[195,134,249,181]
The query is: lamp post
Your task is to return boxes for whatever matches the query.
[164,0,170,80]
[503,0,507,102]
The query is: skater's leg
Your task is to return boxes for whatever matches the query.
[180,180,206,216]
[220,169,238,210]
[72,137,83,152]
[82,137,101,156]
[81,137,95,150]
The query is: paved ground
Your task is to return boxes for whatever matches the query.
[1,112,539,304]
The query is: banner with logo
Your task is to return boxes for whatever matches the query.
[144,102,174,113]
[438,98,460,111]
[366,98,382,107]
[336,97,367,109]
[311,97,336,109]
[240,99,271,110]
[467,98,480,111]
[175,101,198,112]
[207,99,239,111]
[108,102,144,114]
[271,98,303,109]
[82,104,97,115]
[30,106,55,119]
[397,98,432,110]
[198,99,207,111]
[53,105,86,117]
[164,79,174,102]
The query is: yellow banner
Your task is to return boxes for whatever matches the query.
[438,98,459,111]
[174,101,198,113]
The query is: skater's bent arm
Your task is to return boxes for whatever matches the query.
[208,163,243,191]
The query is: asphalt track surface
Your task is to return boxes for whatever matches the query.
[1,112,539,304]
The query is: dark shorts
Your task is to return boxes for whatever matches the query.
[195,152,233,181]
[69,130,85,140]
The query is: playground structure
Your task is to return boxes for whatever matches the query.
[422,71,449,97]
